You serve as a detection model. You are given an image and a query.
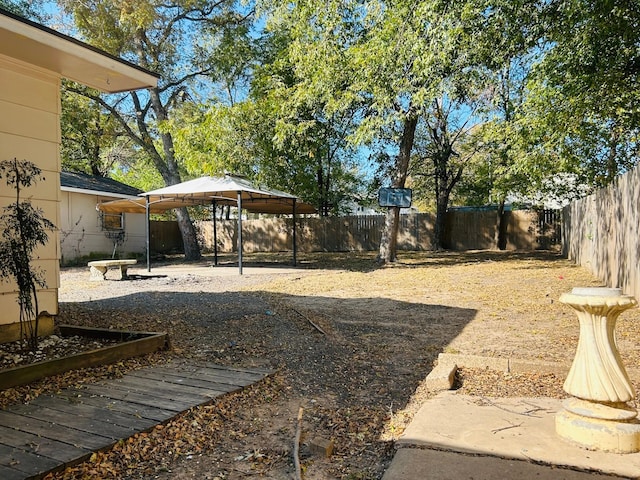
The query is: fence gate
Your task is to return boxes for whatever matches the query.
[536,209,562,249]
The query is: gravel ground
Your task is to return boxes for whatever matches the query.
[0,334,119,369]
[6,251,639,479]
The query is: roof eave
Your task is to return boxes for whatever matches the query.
[62,186,141,199]
[0,9,158,92]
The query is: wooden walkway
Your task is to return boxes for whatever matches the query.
[0,362,272,479]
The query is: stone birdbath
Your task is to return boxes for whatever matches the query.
[556,287,640,453]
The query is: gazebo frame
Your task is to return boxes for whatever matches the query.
[97,175,316,274]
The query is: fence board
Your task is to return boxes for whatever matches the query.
[150,210,560,256]
[563,165,640,300]
[150,220,183,253]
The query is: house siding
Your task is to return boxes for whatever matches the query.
[60,190,146,263]
[0,54,60,327]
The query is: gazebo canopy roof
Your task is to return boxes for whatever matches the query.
[97,175,317,215]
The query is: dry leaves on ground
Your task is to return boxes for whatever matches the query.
[5,251,639,479]
[455,368,567,399]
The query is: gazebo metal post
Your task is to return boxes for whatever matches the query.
[292,199,297,266]
[212,200,218,266]
[237,191,243,275]
[145,197,151,272]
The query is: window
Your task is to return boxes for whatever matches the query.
[101,212,124,231]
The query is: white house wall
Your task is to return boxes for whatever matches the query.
[0,54,60,325]
[60,190,146,263]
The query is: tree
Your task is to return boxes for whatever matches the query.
[171,27,364,216]
[450,0,640,217]
[254,38,364,214]
[410,96,484,250]
[521,0,640,192]
[259,0,497,261]
[57,0,255,260]
[61,84,131,176]
[406,1,563,252]
[0,159,55,351]
[475,20,540,246]
[0,0,44,19]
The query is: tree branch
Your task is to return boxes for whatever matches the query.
[64,85,146,150]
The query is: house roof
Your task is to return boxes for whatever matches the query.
[0,8,158,92]
[61,171,142,199]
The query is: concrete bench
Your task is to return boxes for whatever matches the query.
[88,259,137,281]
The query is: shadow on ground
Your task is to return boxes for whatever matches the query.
[142,249,565,273]
[59,288,477,478]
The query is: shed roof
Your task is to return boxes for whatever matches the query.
[61,171,142,199]
[0,8,158,92]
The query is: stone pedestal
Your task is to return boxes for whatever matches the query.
[556,287,640,453]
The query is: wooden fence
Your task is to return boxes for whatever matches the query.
[563,165,640,300]
[150,209,561,254]
[149,220,183,254]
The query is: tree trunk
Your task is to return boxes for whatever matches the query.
[495,199,508,250]
[428,98,466,251]
[317,161,327,216]
[432,147,448,251]
[147,87,201,261]
[132,22,202,262]
[176,208,201,260]
[378,207,400,263]
[377,112,418,264]
[433,190,448,251]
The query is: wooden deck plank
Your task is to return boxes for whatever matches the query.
[0,411,114,451]
[55,391,178,422]
[0,362,270,480]
[31,395,157,431]
[7,404,139,440]
[168,362,272,377]
[78,383,203,411]
[0,424,91,464]
[79,383,215,412]
[0,442,62,476]
[152,363,270,383]
[127,369,251,391]
[130,366,263,388]
[150,361,268,375]
[0,463,29,480]
[198,362,273,375]
[182,368,263,386]
[109,374,234,399]
[97,376,229,403]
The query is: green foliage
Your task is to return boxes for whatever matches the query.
[519,0,640,194]
[444,1,551,211]
[540,0,640,124]
[168,22,366,216]
[48,0,640,238]
[255,0,499,254]
[110,155,165,192]
[56,0,259,260]
[0,159,55,351]
[0,0,45,20]
[60,82,133,176]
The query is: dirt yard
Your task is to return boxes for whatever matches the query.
[23,251,640,479]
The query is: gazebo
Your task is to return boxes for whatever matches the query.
[97,174,316,274]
